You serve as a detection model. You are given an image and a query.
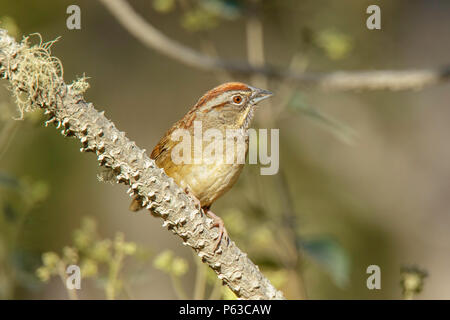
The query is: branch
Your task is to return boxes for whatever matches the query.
[0,29,285,300]
[99,0,450,91]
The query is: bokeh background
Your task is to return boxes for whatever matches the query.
[0,0,449,299]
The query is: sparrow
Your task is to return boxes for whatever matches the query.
[130,82,272,249]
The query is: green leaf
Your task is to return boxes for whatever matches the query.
[28,180,49,205]
[152,0,175,13]
[298,236,350,288]
[181,8,219,32]
[198,0,241,20]
[3,202,17,222]
[315,28,353,60]
[0,172,21,189]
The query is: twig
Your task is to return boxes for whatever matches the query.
[193,252,207,300]
[99,0,450,91]
[106,247,124,300]
[245,15,271,126]
[170,274,188,300]
[0,29,285,300]
[244,15,307,299]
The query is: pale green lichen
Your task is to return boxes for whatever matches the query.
[69,74,90,96]
[5,34,64,119]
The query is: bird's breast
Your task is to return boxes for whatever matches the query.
[157,128,248,207]
[169,162,244,208]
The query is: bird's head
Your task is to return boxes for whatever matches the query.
[194,82,273,129]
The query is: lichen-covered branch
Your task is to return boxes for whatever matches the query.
[0,29,285,300]
[100,0,450,91]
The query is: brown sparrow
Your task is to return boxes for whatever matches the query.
[130,82,272,249]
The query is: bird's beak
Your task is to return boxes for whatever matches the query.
[249,86,273,105]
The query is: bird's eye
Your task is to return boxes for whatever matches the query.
[232,95,243,104]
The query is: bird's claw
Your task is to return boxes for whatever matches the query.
[182,188,229,251]
[204,208,229,251]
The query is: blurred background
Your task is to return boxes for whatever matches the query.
[0,0,449,299]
